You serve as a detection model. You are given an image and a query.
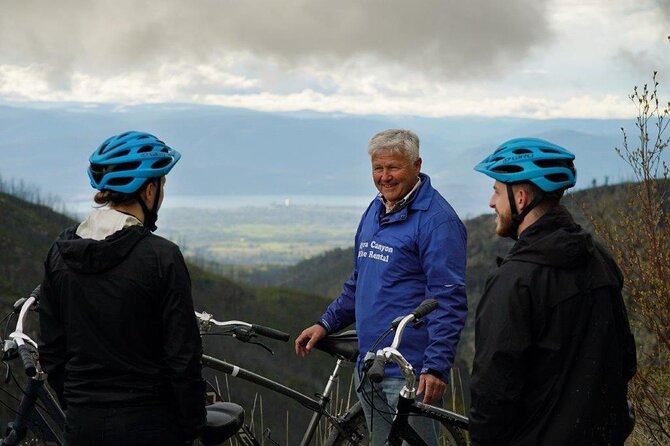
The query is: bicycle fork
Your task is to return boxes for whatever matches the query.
[386,394,428,446]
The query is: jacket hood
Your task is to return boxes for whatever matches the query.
[503,206,593,269]
[56,225,149,274]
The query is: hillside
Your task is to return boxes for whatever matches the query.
[0,192,75,302]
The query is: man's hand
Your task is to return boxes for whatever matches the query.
[417,373,446,404]
[294,324,327,357]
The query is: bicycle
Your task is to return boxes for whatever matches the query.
[320,299,469,446]
[1,287,468,446]
[0,287,246,446]
[196,299,469,446]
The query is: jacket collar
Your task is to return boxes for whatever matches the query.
[376,173,433,224]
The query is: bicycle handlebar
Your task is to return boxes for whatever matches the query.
[251,324,290,342]
[195,311,290,342]
[18,343,37,377]
[365,299,438,388]
[6,288,41,377]
[367,355,386,383]
[411,299,438,320]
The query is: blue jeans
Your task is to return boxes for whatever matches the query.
[355,373,440,446]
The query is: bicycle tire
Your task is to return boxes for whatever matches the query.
[326,402,469,446]
[325,402,369,446]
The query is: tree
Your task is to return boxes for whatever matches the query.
[584,72,670,445]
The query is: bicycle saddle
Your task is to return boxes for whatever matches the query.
[314,329,359,362]
[200,402,245,445]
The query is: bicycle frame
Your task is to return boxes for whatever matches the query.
[0,375,65,446]
[203,353,349,446]
[385,397,469,446]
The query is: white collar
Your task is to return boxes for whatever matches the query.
[76,208,142,240]
[380,177,422,213]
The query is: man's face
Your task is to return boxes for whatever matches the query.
[489,180,514,237]
[371,151,421,205]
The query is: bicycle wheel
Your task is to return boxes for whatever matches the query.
[326,402,469,446]
[326,402,369,446]
[439,422,468,446]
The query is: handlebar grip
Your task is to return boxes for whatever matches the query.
[252,324,290,342]
[18,344,37,377]
[411,299,438,320]
[367,356,386,383]
[30,285,41,301]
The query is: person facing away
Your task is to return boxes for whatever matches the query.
[295,129,468,446]
[469,137,637,446]
[38,131,207,446]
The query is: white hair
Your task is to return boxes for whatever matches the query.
[367,129,420,163]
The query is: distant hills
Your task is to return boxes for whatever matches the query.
[0,102,644,218]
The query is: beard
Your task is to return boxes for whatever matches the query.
[495,209,515,238]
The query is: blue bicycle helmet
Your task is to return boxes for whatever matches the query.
[88,131,181,194]
[474,137,576,192]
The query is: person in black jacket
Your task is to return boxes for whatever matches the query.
[39,131,207,446]
[469,137,637,446]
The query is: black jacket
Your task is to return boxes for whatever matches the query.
[38,224,206,440]
[469,206,636,446]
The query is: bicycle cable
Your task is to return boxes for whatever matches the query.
[356,347,402,424]
[205,379,224,401]
[2,312,15,339]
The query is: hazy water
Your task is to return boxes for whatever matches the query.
[68,194,373,216]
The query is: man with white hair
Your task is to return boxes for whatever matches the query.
[295,129,468,446]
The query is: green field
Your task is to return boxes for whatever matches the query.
[159,204,363,265]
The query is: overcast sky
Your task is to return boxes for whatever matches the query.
[1,0,668,118]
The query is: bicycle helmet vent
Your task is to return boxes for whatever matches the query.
[474,137,576,192]
[87,131,181,193]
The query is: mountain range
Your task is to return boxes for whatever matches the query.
[0,102,644,218]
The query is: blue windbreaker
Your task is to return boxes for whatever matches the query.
[319,174,467,378]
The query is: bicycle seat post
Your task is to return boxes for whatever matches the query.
[301,357,345,446]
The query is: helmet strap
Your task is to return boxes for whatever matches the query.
[506,183,545,240]
[136,178,161,232]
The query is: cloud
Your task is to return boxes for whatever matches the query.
[0,0,553,86]
[655,0,670,20]
[609,0,670,81]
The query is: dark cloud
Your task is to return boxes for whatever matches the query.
[0,0,553,83]
[614,0,670,78]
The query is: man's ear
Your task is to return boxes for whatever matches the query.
[138,181,155,204]
[515,187,531,212]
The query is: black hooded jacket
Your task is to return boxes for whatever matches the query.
[469,206,636,446]
[38,224,206,440]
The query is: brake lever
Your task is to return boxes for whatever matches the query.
[362,351,375,372]
[248,340,274,356]
[412,319,426,329]
[2,340,17,361]
[3,361,10,384]
[232,327,253,342]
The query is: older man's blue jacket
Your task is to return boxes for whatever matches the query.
[319,173,467,379]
